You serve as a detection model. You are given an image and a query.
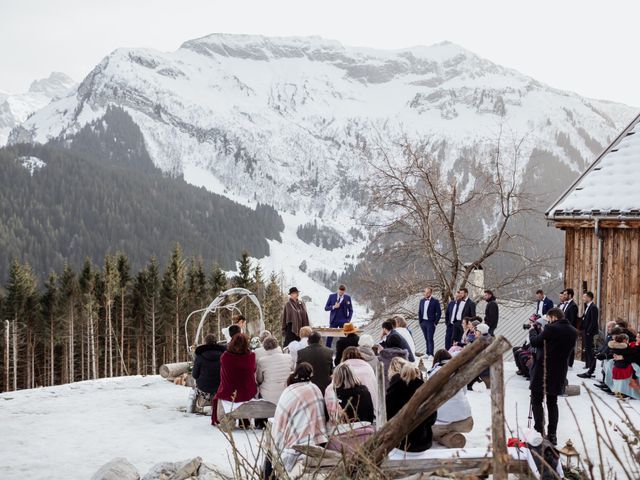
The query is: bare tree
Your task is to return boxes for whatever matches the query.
[363,126,550,308]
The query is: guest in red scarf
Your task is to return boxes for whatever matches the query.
[211,333,257,425]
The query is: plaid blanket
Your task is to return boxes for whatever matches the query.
[272,381,328,469]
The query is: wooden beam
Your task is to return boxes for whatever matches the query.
[490,359,508,480]
[364,336,512,466]
[377,361,387,426]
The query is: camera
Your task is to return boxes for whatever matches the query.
[523,314,541,330]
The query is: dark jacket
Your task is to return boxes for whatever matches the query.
[297,343,334,393]
[379,347,409,388]
[335,332,360,366]
[581,303,599,336]
[484,297,499,331]
[563,300,578,329]
[336,384,375,423]
[386,374,437,452]
[418,297,442,324]
[444,300,457,325]
[382,330,415,362]
[536,297,554,316]
[529,318,578,395]
[460,298,476,320]
[192,343,226,394]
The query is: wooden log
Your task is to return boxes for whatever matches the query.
[563,384,580,396]
[377,359,387,426]
[364,336,505,465]
[432,417,473,437]
[159,362,190,379]
[433,431,466,448]
[380,457,529,476]
[227,399,277,420]
[490,359,508,480]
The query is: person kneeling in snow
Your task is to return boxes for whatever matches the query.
[191,334,226,412]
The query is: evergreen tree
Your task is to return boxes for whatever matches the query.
[3,260,39,390]
[102,254,119,377]
[116,252,131,376]
[79,259,98,379]
[58,264,78,382]
[143,257,161,374]
[161,244,186,362]
[233,251,255,290]
[263,272,285,341]
[41,273,59,386]
[208,264,227,297]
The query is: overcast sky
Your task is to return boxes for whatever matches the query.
[1,0,639,106]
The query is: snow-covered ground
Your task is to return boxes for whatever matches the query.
[1,361,637,479]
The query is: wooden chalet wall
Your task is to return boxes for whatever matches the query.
[562,223,640,330]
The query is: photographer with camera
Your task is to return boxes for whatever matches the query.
[528,307,577,445]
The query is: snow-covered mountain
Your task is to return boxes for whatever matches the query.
[8,35,637,306]
[0,72,76,145]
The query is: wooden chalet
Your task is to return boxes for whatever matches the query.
[547,112,640,330]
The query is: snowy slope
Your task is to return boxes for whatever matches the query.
[1,361,636,479]
[7,35,638,303]
[0,72,76,145]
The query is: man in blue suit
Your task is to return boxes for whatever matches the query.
[324,284,353,347]
[535,290,554,317]
[418,287,441,357]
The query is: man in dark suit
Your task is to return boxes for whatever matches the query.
[451,288,476,345]
[535,289,554,317]
[483,289,499,336]
[297,331,333,393]
[578,291,599,378]
[559,288,579,367]
[418,287,442,356]
[324,284,353,347]
[529,307,578,445]
[444,298,457,350]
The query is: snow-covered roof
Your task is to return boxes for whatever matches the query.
[547,112,640,218]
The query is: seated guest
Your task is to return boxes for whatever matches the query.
[386,362,437,452]
[393,316,416,360]
[459,317,479,346]
[254,330,277,361]
[428,350,473,439]
[256,336,292,405]
[272,363,328,471]
[192,333,226,406]
[594,322,619,393]
[287,326,313,368]
[325,363,375,424]
[467,323,491,391]
[379,333,409,388]
[357,334,379,374]
[211,333,257,426]
[380,320,415,362]
[297,331,333,394]
[335,323,360,367]
[340,347,378,413]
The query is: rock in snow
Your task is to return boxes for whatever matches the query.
[90,458,139,480]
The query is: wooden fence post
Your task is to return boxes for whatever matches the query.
[490,357,508,480]
[377,363,387,426]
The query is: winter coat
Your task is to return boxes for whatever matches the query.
[358,346,380,374]
[528,318,577,396]
[256,349,293,404]
[608,341,633,380]
[192,343,226,394]
[334,384,375,423]
[395,327,416,359]
[335,333,360,366]
[342,358,378,412]
[428,362,472,424]
[382,330,415,362]
[378,347,409,388]
[211,351,257,425]
[484,297,499,332]
[297,343,334,394]
[255,345,283,363]
[386,374,437,452]
[281,298,310,337]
